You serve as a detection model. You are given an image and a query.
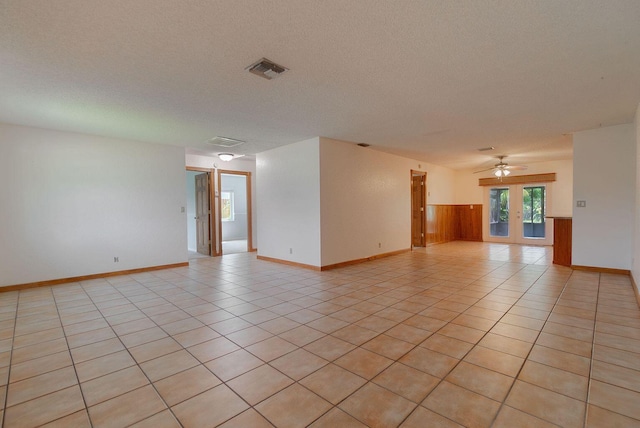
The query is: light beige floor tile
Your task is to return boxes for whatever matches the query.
[422,381,500,428]
[218,408,274,428]
[463,346,524,377]
[304,335,355,361]
[139,349,200,382]
[505,380,585,427]
[4,385,85,428]
[7,366,78,407]
[588,379,640,420]
[400,347,459,378]
[256,383,332,428]
[373,362,439,403]
[300,363,366,404]
[518,360,588,400]
[129,410,181,428]
[586,404,640,428]
[445,361,514,402]
[270,348,328,380]
[419,333,474,359]
[309,407,367,427]
[205,348,264,381]
[335,348,393,379]
[80,365,149,406]
[88,385,167,428]
[39,410,92,428]
[10,349,73,383]
[339,382,416,427]
[227,364,293,405]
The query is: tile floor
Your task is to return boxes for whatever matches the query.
[1,242,639,427]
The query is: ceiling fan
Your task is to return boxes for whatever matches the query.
[474,155,527,177]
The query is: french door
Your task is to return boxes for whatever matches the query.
[483,183,553,245]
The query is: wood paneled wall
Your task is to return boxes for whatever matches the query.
[427,204,483,244]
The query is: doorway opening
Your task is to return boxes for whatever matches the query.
[218,170,253,255]
[186,168,215,259]
[411,170,427,247]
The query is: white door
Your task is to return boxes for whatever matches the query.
[484,183,553,245]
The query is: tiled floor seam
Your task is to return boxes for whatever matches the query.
[482,268,577,427]
[582,273,602,428]
[391,263,557,427]
[77,281,188,427]
[1,291,19,428]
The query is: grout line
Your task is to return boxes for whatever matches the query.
[583,272,601,428]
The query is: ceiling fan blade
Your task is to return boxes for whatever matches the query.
[473,167,496,174]
[504,165,527,170]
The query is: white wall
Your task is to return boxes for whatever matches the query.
[257,137,456,268]
[573,123,636,270]
[185,154,257,249]
[257,138,322,266]
[455,159,574,217]
[0,123,187,287]
[319,138,454,265]
[221,174,248,241]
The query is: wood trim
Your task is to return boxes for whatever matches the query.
[257,255,322,271]
[552,218,572,267]
[571,265,631,275]
[0,262,189,293]
[217,170,253,253]
[320,249,411,271]
[257,249,411,272]
[427,204,482,244]
[478,173,556,186]
[631,274,640,309]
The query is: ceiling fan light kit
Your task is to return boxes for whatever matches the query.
[474,155,527,176]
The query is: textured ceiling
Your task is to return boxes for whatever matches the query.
[1,0,640,170]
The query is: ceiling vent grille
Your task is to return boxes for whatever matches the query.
[246,58,289,80]
[206,136,245,148]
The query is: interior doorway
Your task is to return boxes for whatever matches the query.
[411,170,427,247]
[218,170,253,255]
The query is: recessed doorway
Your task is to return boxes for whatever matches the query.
[218,170,253,255]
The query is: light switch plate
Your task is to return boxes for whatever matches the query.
[576,200,586,207]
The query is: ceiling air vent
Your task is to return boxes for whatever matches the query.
[246,58,289,80]
[206,136,245,148]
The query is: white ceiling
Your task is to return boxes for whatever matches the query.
[2,1,640,170]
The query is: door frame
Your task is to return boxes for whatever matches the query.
[482,182,553,245]
[410,170,427,248]
[187,167,218,256]
[217,169,253,254]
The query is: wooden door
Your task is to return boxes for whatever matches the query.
[411,172,426,247]
[195,173,211,255]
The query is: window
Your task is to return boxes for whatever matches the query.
[221,191,234,222]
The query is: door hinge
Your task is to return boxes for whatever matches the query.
[420,207,424,211]
[421,181,424,186]
[421,233,424,237]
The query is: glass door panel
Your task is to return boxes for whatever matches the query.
[522,186,546,239]
[484,183,553,245]
[489,188,509,237]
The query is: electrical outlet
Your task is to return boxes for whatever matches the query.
[289,248,293,254]
[378,243,381,248]
[114,257,119,263]
[576,200,586,208]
